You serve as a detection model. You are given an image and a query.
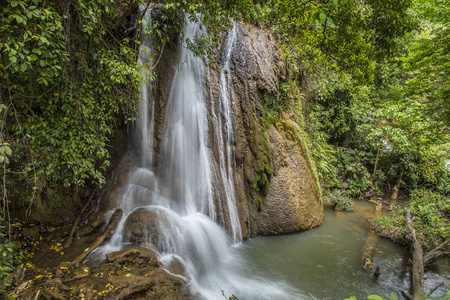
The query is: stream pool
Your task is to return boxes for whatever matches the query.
[233,201,450,299]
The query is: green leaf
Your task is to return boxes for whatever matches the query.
[11,1,19,7]
[319,12,327,22]
[367,295,385,300]
[389,294,398,300]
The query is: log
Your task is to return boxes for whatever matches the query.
[401,290,414,300]
[405,209,425,299]
[427,282,444,297]
[423,239,450,267]
[71,208,123,266]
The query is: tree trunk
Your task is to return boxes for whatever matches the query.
[372,145,381,182]
[405,209,425,299]
[390,168,404,201]
[423,239,449,267]
[64,187,98,248]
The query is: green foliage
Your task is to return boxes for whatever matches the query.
[333,147,376,198]
[376,189,450,251]
[0,216,23,280]
[1,0,142,187]
[401,0,450,129]
[261,0,416,84]
[324,190,354,211]
[367,294,398,300]
[303,40,450,197]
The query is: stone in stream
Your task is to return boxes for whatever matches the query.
[122,208,170,248]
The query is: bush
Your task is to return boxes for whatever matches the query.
[324,190,354,211]
[0,217,23,280]
[375,189,450,251]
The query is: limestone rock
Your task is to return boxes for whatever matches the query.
[256,124,324,234]
[122,208,170,247]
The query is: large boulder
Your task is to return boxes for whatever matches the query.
[256,122,324,234]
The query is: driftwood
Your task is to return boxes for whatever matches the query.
[427,282,444,297]
[64,187,98,248]
[71,208,123,266]
[423,239,450,267]
[400,211,449,300]
[404,209,425,299]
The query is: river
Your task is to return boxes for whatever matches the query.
[233,201,450,299]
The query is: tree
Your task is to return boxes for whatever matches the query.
[401,0,450,129]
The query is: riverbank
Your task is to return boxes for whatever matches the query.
[1,200,449,299]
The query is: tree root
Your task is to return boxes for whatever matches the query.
[71,208,123,266]
[64,186,98,248]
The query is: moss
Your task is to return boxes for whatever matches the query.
[250,110,273,198]
[31,186,80,226]
[277,119,323,203]
[250,173,261,191]
[257,195,263,211]
[260,172,270,197]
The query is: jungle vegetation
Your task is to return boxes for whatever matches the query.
[0,0,449,286]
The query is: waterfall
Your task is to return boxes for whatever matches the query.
[94,12,236,285]
[92,13,300,299]
[159,20,215,218]
[216,22,242,243]
[136,8,154,168]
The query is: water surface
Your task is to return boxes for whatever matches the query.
[237,201,450,299]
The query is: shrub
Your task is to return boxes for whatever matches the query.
[0,217,23,280]
[324,190,354,211]
[375,189,450,251]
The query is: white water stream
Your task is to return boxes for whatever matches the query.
[91,11,301,300]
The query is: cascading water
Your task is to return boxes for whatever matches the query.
[215,22,242,243]
[93,12,302,299]
[159,19,215,219]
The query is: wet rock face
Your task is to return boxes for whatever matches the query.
[76,210,113,237]
[212,24,285,237]
[100,21,323,239]
[122,208,169,247]
[215,24,323,236]
[256,124,324,234]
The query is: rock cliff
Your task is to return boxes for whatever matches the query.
[206,24,324,236]
[100,16,324,238]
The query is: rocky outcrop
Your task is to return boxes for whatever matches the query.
[212,24,324,236]
[122,207,170,246]
[256,122,323,234]
[13,247,193,300]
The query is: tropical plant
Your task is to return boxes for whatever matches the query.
[324,190,354,211]
[376,189,450,251]
[0,216,23,280]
